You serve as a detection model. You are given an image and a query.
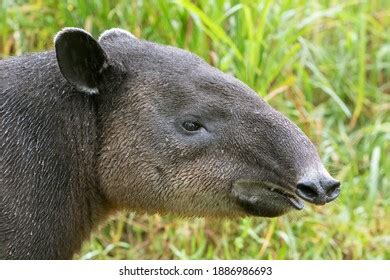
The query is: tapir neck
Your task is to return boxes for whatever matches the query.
[1,51,109,259]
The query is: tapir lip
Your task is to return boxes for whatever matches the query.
[258,182,304,210]
[232,180,305,216]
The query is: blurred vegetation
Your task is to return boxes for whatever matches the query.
[1,0,389,259]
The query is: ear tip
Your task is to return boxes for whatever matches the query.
[54,27,93,45]
[98,28,136,42]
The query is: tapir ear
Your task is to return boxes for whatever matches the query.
[98,28,137,42]
[54,28,108,94]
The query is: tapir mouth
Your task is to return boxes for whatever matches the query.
[232,180,304,217]
[267,185,304,210]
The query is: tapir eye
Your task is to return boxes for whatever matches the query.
[182,120,203,132]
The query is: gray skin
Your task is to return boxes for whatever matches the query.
[0,28,340,259]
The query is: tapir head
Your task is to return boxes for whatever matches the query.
[55,28,340,218]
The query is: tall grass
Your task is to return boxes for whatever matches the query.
[1,0,389,259]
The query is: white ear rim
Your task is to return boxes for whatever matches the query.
[54,27,93,45]
[98,28,136,41]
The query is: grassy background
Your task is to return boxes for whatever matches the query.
[1,0,389,259]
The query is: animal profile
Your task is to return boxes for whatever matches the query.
[0,28,340,259]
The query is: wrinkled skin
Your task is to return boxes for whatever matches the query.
[0,28,340,259]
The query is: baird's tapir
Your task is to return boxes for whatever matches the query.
[0,28,340,259]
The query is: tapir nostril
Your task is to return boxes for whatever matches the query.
[296,182,320,202]
[323,179,340,202]
[296,178,340,205]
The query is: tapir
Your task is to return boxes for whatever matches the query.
[0,28,340,259]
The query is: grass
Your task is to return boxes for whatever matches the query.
[1,0,389,259]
